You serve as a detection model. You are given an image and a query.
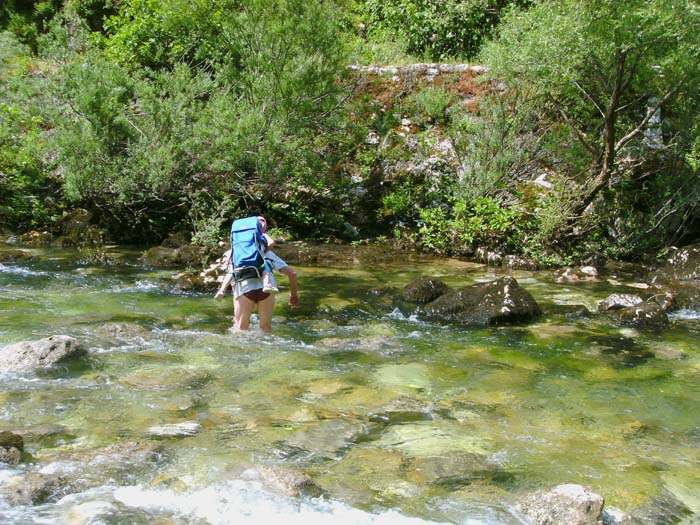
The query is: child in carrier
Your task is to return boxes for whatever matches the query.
[258,216,279,294]
[214,216,277,300]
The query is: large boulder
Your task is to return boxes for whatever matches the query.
[403,276,450,303]
[425,276,541,325]
[0,430,24,450]
[18,230,52,246]
[515,484,605,525]
[0,335,86,372]
[57,208,106,246]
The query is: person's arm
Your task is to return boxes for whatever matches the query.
[279,265,299,307]
[262,232,275,251]
[214,250,233,299]
[215,273,233,300]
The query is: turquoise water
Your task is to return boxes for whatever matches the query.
[1,246,699,524]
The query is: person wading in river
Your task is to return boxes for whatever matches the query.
[225,216,299,332]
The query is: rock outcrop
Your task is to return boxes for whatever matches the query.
[425,276,540,325]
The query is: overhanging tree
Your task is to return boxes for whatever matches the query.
[483,0,700,233]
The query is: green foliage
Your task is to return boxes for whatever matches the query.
[447,90,540,202]
[417,206,450,251]
[101,0,232,70]
[406,87,456,126]
[361,0,527,60]
[0,31,63,231]
[481,0,700,256]
[0,0,63,51]
[48,0,350,242]
[416,197,521,253]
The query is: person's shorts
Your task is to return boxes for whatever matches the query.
[243,289,271,303]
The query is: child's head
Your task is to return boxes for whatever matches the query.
[258,216,268,233]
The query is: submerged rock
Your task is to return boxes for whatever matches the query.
[253,465,324,498]
[0,440,164,507]
[425,276,541,325]
[555,266,599,283]
[0,472,68,506]
[283,419,371,460]
[409,452,506,489]
[0,430,24,465]
[602,506,634,524]
[0,335,86,372]
[514,484,605,525]
[95,322,152,340]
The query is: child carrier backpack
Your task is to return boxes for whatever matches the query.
[230,216,267,281]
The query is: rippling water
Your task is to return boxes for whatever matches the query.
[1,247,699,524]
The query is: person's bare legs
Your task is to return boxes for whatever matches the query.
[234,294,255,330]
[257,293,276,332]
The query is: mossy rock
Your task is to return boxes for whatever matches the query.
[0,249,33,263]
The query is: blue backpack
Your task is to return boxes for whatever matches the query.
[230,216,267,281]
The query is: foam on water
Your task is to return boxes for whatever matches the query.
[111,480,457,525]
[0,263,49,277]
[669,309,700,320]
[1,479,508,525]
[385,308,426,325]
[109,280,164,294]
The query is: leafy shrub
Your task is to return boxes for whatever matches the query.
[0,31,62,232]
[361,0,528,60]
[415,196,522,254]
[407,87,456,126]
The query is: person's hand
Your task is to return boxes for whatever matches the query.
[288,293,300,307]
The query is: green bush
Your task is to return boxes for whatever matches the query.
[47,0,351,243]
[361,0,528,60]
[0,31,63,232]
[407,87,456,126]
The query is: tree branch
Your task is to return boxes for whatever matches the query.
[557,106,597,157]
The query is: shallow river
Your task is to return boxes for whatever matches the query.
[1,246,699,524]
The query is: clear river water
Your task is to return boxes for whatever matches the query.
[1,245,699,524]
